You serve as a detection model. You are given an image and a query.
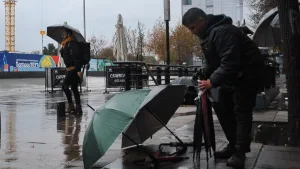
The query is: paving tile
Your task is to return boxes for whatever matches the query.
[255,149,300,169]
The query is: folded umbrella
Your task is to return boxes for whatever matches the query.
[82,84,187,169]
[193,90,216,160]
[193,71,216,167]
[47,24,86,44]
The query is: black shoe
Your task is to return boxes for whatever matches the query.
[244,145,251,153]
[214,144,236,159]
[226,153,245,169]
[66,103,75,114]
[75,105,83,115]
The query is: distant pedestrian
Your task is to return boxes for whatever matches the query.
[60,29,83,114]
[183,8,265,169]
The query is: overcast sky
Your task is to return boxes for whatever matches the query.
[0,0,182,53]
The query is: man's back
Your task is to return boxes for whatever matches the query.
[201,15,265,86]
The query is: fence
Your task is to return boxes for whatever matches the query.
[103,60,278,94]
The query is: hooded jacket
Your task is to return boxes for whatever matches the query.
[200,14,265,87]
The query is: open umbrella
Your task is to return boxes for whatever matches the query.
[171,76,198,88]
[47,23,86,44]
[113,14,128,61]
[171,76,198,105]
[82,84,187,169]
[252,7,280,47]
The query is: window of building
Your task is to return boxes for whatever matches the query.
[206,6,213,14]
[205,0,213,6]
[182,0,192,5]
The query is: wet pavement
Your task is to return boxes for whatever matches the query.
[0,77,112,169]
[0,75,294,169]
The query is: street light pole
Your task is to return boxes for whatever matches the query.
[164,0,170,84]
[83,0,88,92]
[83,0,86,39]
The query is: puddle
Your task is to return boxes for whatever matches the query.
[252,123,289,146]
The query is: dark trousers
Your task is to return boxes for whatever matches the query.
[62,70,81,105]
[215,83,258,151]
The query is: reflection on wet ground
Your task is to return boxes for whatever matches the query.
[253,123,289,146]
[0,77,115,169]
[252,85,289,146]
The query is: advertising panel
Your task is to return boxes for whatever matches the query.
[89,59,98,71]
[51,68,67,88]
[0,51,58,72]
[106,66,126,87]
[0,51,115,72]
[98,59,113,71]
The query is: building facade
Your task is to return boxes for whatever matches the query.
[182,0,246,26]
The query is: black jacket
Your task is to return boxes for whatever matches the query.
[60,40,82,72]
[200,15,265,87]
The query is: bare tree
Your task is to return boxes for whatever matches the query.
[137,21,146,61]
[89,35,108,58]
[31,50,41,55]
[126,26,138,60]
[125,21,147,61]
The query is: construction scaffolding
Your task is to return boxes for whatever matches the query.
[4,0,16,52]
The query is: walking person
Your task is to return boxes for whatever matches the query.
[183,8,265,168]
[60,29,83,114]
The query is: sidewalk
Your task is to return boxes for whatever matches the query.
[68,105,291,169]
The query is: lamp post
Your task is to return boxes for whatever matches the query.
[164,0,170,84]
[164,0,170,65]
[40,30,46,55]
[83,0,86,39]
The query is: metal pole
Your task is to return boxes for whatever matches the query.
[83,0,89,91]
[166,20,170,65]
[42,35,44,55]
[83,0,86,39]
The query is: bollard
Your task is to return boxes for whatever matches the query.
[136,66,143,89]
[178,67,183,77]
[165,67,170,84]
[125,65,131,91]
[156,67,162,85]
[57,116,65,131]
[194,67,198,74]
[184,68,189,76]
[271,66,276,88]
[57,102,66,117]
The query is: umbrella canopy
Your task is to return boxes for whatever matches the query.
[82,84,186,169]
[113,14,128,61]
[122,84,187,147]
[170,76,198,87]
[270,14,280,28]
[252,7,281,47]
[47,24,86,44]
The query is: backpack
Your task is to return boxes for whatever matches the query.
[77,42,91,65]
[69,41,91,66]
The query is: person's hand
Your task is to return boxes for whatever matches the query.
[199,79,212,90]
[77,72,82,78]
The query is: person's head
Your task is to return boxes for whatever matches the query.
[182,8,208,38]
[62,29,72,39]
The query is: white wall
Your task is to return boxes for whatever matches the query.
[182,0,249,26]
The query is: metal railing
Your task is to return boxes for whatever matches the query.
[103,61,278,93]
